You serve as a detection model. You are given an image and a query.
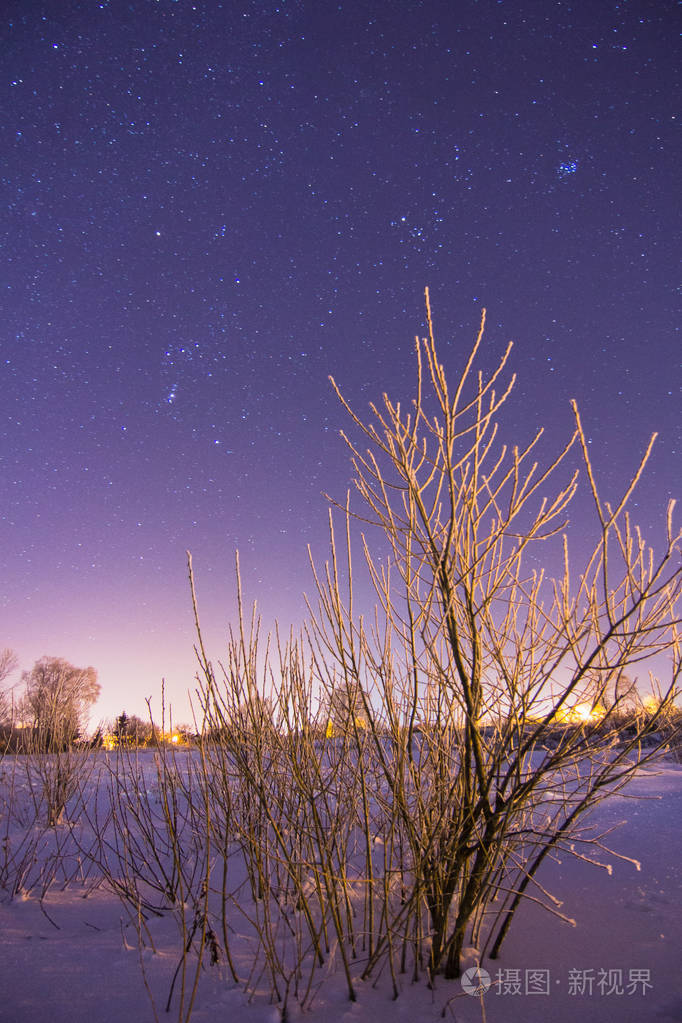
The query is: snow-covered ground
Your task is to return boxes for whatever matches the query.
[1,754,681,1023]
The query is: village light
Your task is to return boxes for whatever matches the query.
[555,702,607,725]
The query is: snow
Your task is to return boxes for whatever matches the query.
[1,755,681,1023]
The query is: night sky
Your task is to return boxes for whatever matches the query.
[2,0,679,726]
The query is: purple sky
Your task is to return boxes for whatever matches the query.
[2,0,679,725]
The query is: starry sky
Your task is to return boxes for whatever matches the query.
[2,0,679,726]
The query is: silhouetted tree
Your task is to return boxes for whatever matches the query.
[114,711,130,744]
[113,711,152,746]
[89,726,104,749]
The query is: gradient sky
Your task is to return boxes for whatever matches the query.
[2,0,679,726]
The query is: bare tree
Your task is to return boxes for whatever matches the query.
[0,648,19,732]
[322,677,368,737]
[0,648,18,685]
[21,657,100,752]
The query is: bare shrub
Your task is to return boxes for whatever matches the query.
[116,292,679,1018]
